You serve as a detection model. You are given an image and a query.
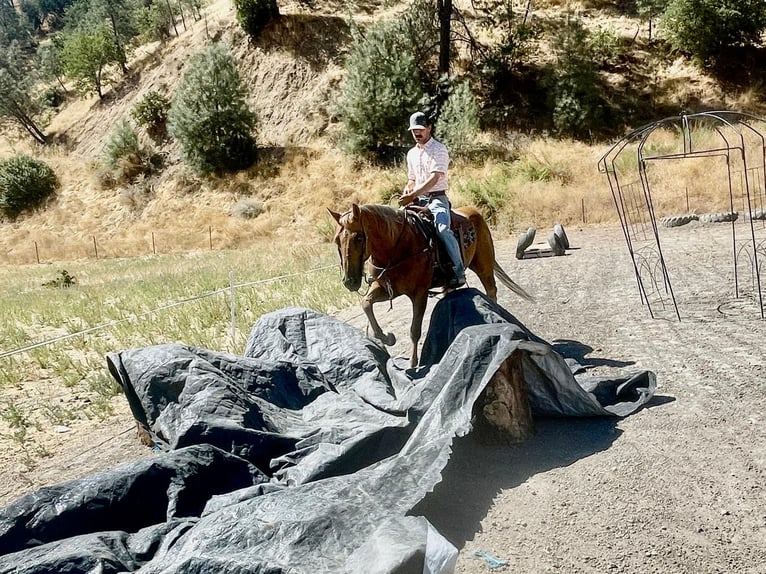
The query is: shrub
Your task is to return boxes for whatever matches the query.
[42,269,77,288]
[0,155,59,219]
[102,118,154,185]
[233,0,279,38]
[136,2,174,43]
[132,91,170,141]
[438,80,480,155]
[661,0,766,63]
[231,198,264,219]
[454,172,512,225]
[168,43,258,175]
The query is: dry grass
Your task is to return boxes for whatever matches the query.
[3,129,762,264]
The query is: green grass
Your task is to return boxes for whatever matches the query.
[0,243,356,447]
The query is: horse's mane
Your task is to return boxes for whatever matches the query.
[359,204,406,245]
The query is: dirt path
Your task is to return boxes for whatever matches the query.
[3,222,766,573]
[410,222,766,574]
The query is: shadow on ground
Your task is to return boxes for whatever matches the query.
[553,339,636,369]
[410,417,621,547]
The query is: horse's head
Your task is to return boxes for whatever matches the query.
[328,204,367,292]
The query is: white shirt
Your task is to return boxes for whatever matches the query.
[407,137,449,193]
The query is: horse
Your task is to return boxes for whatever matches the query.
[328,203,532,368]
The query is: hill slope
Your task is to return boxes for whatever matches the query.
[1,0,763,264]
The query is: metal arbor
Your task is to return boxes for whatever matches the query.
[598,111,766,320]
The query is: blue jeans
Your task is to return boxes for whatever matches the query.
[418,194,465,278]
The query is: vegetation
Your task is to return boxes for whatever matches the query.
[547,17,607,139]
[338,11,429,157]
[131,91,170,142]
[437,80,480,156]
[60,24,120,98]
[101,118,155,184]
[233,0,279,38]
[168,43,258,174]
[0,155,58,219]
[661,0,766,63]
[3,0,766,469]
[0,42,48,144]
[0,244,354,453]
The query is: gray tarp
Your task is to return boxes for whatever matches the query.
[0,288,656,573]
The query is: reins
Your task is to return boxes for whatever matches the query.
[366,210,430,284]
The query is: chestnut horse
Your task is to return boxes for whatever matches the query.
[328,203,532,367]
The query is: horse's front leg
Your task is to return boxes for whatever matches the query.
[362,282,396,347]
[408,292,428,368]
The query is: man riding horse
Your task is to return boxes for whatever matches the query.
[398,111,466,288]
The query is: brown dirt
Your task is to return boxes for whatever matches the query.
[343,219,766,574]
[3,220,766,573]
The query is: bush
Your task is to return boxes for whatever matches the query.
[102,118,154,184]
[438,80,480,155]
[231,198,264,219]
[132,91,170,141]
[168,43,258,175]
[661,0,766,63]
[0,155,59,219]
[233,0,279,38]
[42,269,77,288]
[454,171,512,226]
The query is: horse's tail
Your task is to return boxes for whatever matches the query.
[494,261,535,302]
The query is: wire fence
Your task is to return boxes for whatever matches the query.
[0,265,338,360]
[1,226,263,266]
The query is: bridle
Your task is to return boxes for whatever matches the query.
[339,209,431,300]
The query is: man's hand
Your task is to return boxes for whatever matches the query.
[398,192,416,207]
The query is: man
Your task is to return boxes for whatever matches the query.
[398,111,466,288]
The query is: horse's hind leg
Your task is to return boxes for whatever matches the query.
[469,248,498,301]
[408,292,428,368]
[466,219,499,301]
[362,283,396,347]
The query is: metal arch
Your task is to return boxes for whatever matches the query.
[597,111,766,320]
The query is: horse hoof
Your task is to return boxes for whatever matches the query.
[382,332,396,346]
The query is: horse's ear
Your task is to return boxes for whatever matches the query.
[327,208,341,224]
[351,203,361,218]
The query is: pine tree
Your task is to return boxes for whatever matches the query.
[438,80,480,155]
[168,43,257,174]
[338,17,427,156]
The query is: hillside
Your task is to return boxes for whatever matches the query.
[1,0,764,265]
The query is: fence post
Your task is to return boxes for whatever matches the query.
[152,232,156,255]
[92,236,99,259]
[209,226,213,250]
[581,198,586,223]
[229,271,236,349]
[34,241,40,264]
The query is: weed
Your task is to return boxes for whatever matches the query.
[454,172,513,225]
[42,269,77,288]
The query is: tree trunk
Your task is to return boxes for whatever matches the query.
[108,12,128,74]
[166,0,179,37]
[13,113,47,144]
[437,0,451,77]
[6,100,47,144]
[471,350,535,444]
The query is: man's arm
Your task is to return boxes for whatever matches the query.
[399,171,442,206]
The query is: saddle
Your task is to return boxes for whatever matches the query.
[405,205,477,286]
